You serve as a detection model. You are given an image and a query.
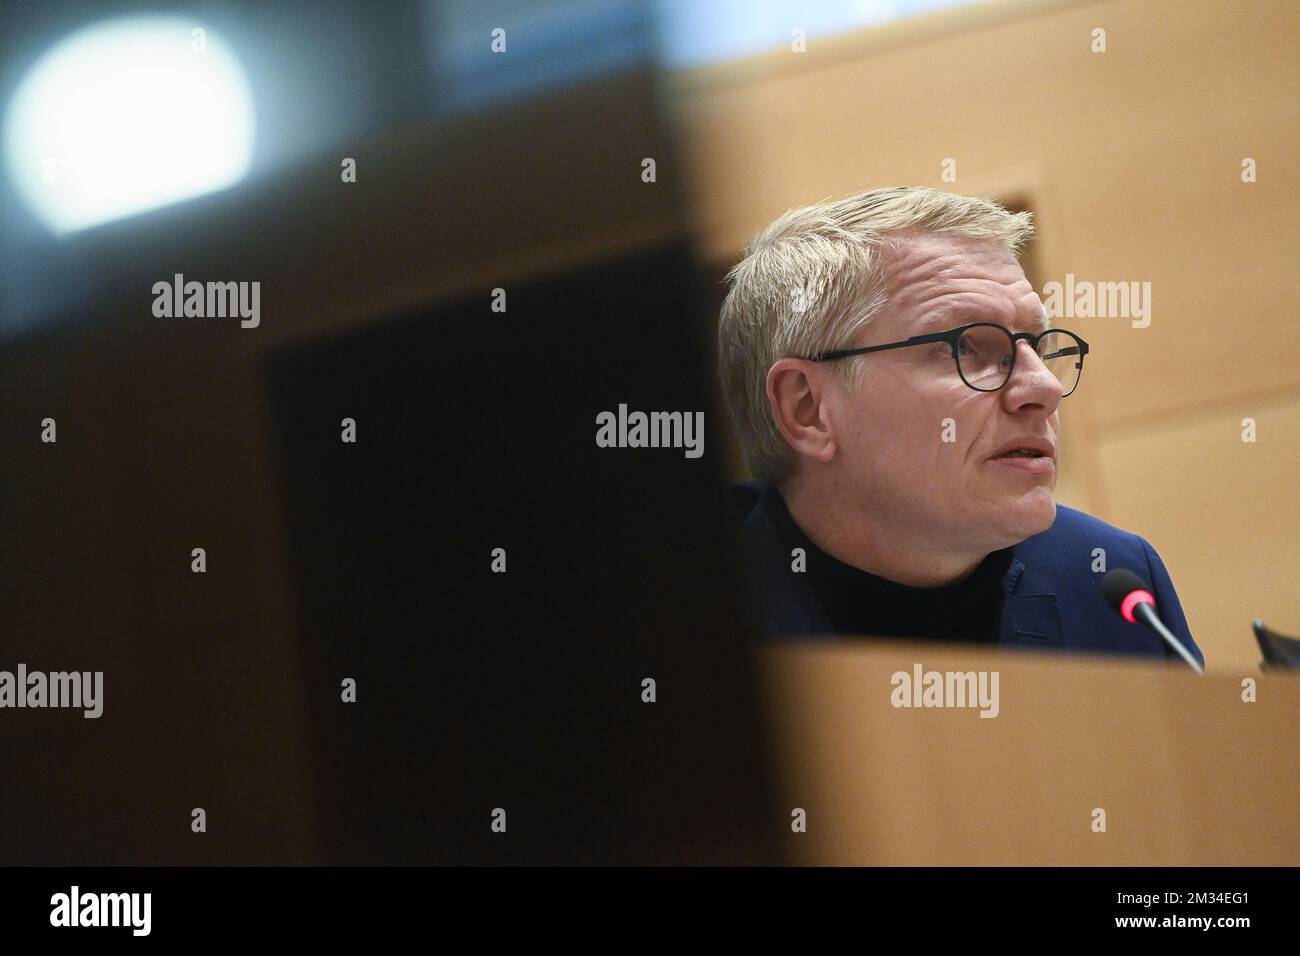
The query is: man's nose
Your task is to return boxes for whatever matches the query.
[1001,340,1063,414]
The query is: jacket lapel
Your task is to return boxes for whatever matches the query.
[998,556,1064,649]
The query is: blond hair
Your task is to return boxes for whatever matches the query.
[718,186,1035,484]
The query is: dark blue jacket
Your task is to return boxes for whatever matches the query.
[735,482,1205,667]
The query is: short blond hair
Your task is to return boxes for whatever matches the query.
[718,186,1035,485]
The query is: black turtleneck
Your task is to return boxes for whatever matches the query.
[764,487,1014,644]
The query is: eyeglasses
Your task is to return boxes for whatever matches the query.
[806,322,1090,397]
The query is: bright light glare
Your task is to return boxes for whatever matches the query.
[3,16,255,235]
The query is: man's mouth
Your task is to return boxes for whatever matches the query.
[988,437,1056,462]
[988,451,1055,475]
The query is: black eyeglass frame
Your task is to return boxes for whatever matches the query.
[805,322,1091,397]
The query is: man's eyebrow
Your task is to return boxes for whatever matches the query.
[914,304,963,330]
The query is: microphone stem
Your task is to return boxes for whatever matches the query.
[1135,603,1204,674]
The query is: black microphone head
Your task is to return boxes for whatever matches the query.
[1101,567,1150,615]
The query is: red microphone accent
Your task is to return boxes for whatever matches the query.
[1119,589,1155,623]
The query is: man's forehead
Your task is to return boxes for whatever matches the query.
[883,232,1027,291]
[876,233,1045,332]
[909,295,1049,329]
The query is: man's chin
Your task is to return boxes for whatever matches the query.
[998,494,1057,543]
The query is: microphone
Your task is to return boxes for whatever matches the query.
[1101,568,1203,674]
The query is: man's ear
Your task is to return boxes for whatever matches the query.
[766,358,837,466]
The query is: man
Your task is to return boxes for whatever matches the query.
[718,186,1203,666]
